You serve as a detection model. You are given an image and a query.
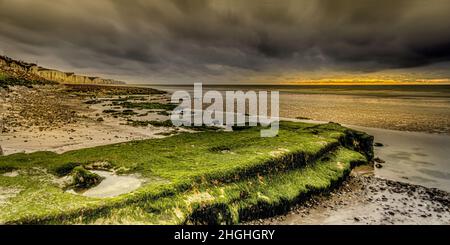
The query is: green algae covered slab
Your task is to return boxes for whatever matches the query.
[0,121,373,224]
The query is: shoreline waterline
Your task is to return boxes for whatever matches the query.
[144,83,450,192]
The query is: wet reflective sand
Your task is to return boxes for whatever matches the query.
[351,126,450,192]
[281,92,450,134]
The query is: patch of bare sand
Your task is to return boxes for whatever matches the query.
[0,118,175,155]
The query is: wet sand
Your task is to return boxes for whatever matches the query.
[150,84,450,134]
[0,119,174,155]
[351,126,450,193]
[247,174,450,225]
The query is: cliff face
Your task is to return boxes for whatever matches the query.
[0,55,125,85]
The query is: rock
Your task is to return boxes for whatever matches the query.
[71,166,104,189]
[374,142,384,147]
[374,157,386,163]
[375,163,383,169]
[85,161,112,171]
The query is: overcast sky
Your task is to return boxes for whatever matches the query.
[1,0,450,84]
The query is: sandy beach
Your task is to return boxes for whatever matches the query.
[351,125,450,193]
[0,85,181,155]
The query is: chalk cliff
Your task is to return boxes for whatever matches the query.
[0,55,125,85]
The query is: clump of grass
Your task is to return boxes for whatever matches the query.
[64,84,166,96]
[114,101,178,111]
[157,111,171,116]
[103,109,118,114]
[127,119,222,131]
[185,124,222,131]
[296,116,312,120]
[155,130,179,136]
[128,120,174,127]
[0,75,57,89]
[209,145,231,152]
[121,109,138,116]
[53,162,80,177]
[0,165,17,174]
[71,166,104,189]
[110,96,147,102]
[102,109,138,117]
[0,72,7,81]
[84,99,102,105]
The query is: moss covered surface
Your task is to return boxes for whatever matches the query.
[0,121,372,224]
[71,166,104,190]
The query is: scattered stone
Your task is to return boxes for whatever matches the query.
[374,142,384,147]
[244,175,450,225]
[375,163,383,169]
[2,170,19,177]
[374,157,386,163]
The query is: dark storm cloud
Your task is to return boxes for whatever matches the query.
[1,0,450,83]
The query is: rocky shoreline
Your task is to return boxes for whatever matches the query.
[246,173,450,225]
